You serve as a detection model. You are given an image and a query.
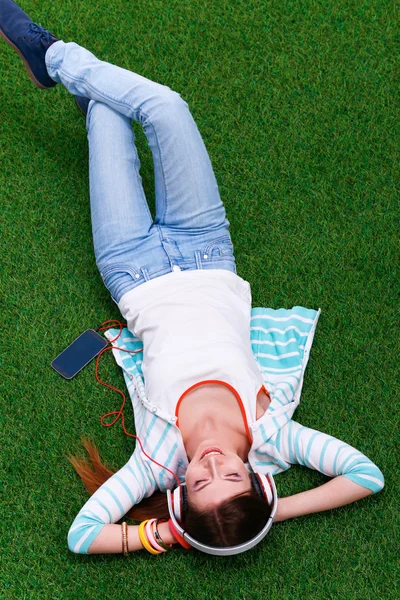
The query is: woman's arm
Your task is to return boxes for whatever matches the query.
[68,449,157,554]
[274,475,372,521]
[272,420,384,521]
[88,521,177,554]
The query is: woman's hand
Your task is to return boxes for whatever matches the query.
[274,476,373,522]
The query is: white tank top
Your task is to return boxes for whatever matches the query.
[118,270,266,431]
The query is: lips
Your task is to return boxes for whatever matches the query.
[200,447,224,460]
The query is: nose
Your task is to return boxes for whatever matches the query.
[205,454,225,478]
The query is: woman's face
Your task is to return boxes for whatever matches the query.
[185,443,252,511]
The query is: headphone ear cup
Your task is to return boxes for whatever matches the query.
[172,484,188,522]
[251,473,273,504]
[250,473,264,497]
[181,485,188,519]
[172,486,183,521]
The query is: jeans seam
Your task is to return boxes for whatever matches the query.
[129,134,151,217]
[142,118,168,223]
[155,225,173,268]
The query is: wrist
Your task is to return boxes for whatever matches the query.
[158,521,178,546]
[274,497,287,522]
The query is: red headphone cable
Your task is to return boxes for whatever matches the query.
[94,320,181,487]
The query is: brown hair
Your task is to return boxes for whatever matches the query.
[183,492,271,546]
[68,439,170,521]
[69,439,271,546]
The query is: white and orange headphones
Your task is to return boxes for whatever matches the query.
[166,471,278,556]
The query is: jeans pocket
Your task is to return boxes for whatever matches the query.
[99,264,144,303]
[201,235,235,260]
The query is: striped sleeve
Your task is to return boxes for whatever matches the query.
[276,420,384,494]
[67,450,157,554]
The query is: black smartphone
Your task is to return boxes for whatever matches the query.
[51,329,108,379]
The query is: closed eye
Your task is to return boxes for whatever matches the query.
[193,474,243,491]
[194,479,207,486]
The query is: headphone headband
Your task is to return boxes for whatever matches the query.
[166,471,277,556]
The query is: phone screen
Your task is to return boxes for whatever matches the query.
[51,329,108,379]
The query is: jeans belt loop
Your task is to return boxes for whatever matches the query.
[195,250,203,269]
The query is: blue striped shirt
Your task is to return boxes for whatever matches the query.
[68,306,384,553]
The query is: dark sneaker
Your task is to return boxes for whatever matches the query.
[0,0,59,89]
[75,96,90,117]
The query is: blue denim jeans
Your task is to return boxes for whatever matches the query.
[45,41,236,303]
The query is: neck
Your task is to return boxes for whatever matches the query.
[177,383,251,461]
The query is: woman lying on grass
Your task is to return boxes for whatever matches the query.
[0,0,384,556]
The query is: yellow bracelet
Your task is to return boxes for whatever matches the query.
[138,520,161,555]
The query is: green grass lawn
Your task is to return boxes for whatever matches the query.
[0,1,398,598]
